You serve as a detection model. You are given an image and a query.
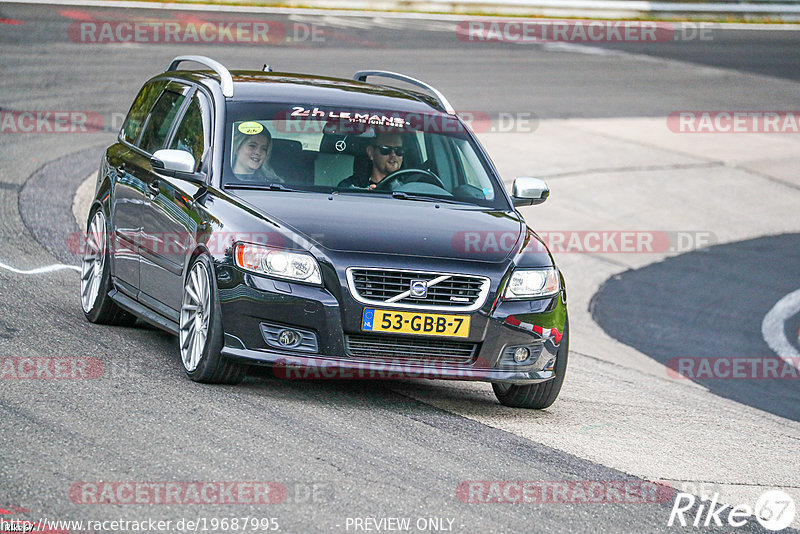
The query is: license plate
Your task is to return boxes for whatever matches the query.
[361,308,470,338]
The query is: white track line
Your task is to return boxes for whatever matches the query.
[761,288,800,367]
[0,260,81,274]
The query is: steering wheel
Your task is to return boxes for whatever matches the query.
[373,168,446,191]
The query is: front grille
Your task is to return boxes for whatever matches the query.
[347,268,490,311]
[345,334,479,365]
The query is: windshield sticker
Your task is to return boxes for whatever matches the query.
[238,121,264,135]
[290,107,407,128]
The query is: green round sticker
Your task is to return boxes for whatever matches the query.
[238,121,264,135]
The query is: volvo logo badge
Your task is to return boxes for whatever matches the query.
[410,280,428,298]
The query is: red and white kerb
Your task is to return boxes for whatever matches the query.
[504,316,563,344]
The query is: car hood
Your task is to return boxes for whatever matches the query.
[232,191,530,263]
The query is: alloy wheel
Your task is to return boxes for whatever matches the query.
[80,211,107,313]
[180,261,211,372]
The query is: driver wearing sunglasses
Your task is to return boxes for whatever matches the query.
[337,132,404,190]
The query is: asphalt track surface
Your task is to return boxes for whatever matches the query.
[1,3,799,533]
[592,234,800,422]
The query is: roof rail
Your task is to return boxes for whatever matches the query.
[167,56,233,98]
[353,70,455,115]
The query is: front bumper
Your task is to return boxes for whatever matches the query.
[215,260,567,385]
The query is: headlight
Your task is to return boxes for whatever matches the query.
[234,242,322,285]
[503,267,559,299]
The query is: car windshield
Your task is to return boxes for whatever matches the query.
[223,104,509,209]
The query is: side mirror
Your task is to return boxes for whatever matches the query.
[151,149,204,184]
[511,177,549,207]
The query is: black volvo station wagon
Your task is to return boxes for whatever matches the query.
[81,55,569,409]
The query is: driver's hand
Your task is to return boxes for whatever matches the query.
[369,183,377,189]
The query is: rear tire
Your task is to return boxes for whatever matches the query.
[492,317,569,409]
[80,209,137,326]
[179,254,244,384]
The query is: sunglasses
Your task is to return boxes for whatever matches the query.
[375,145,405,157]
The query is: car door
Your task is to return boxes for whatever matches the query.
[110,79,167,296]
[121,81,192,319]
[139,87,213,317]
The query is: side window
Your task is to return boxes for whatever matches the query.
[454,139,495,200]
[138,89,187,155]
[120,80,167,145]
[169,93,210,171]
[455,142,480,186]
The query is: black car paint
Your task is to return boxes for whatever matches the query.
[229,191,539,263]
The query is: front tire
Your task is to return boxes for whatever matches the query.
[179,255,244,384]
[492,317,569,409]
[80,209,137,326]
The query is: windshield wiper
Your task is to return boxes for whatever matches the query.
[226,182,296,192]
[390,191,469,205]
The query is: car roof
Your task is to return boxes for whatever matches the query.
[164,70,449,115]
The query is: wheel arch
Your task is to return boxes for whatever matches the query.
[184,244,214,282]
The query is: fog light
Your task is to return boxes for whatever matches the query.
[278,329,300,347]
[513,347,530,363]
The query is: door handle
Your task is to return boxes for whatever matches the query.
[148,180,160,195]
